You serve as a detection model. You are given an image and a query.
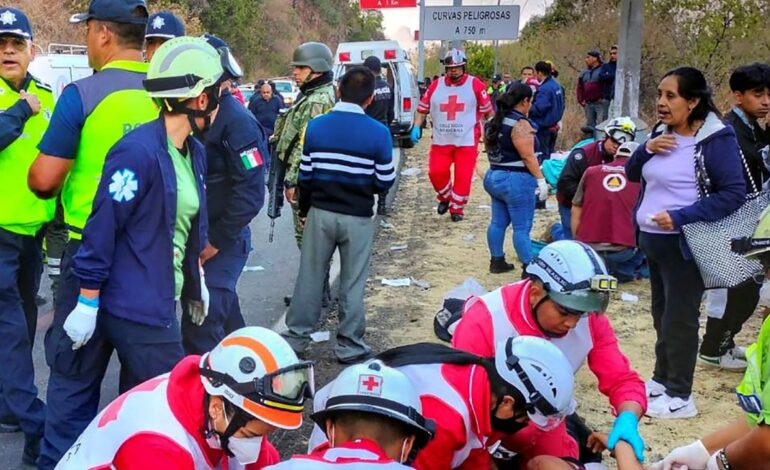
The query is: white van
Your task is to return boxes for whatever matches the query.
[333,40,418,147]
[28,44,92,100]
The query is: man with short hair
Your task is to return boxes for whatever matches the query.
[528,61,564,161]
[144,10,184,61]
[577,50,606,128]
[520,66,534,83]
[599,45,618,111]
[0,6,53,465]
[26,0,160,466]
[248,83,283,136]
[281,66,394,364]
[502,71,512,86]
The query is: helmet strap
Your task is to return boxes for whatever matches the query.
[165,87,220,139]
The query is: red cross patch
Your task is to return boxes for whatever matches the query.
[358,374,383,396]
[439,94,466,121]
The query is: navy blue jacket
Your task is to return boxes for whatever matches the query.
[205,91,266,250]
[73,119,208,327]
[599,61,617,100]
[248,93,283,135]
[626,113,746,256]
[529,76,565,129]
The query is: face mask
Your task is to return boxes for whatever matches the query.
[491,414,529,434]
[228,435,264,465]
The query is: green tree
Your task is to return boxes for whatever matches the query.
[464,42,494,80]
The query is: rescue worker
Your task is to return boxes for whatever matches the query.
[572,142,645,282]
[411,48,494,222]
[556,117,637,239]
[55,326,313,469]
[487,73,506,109]
[309,336,576,470]
[180,34,267,355]
[0,6,53,464]
[363,55,394,216]
[268,360,434,468]
[26,1,159,467]
[452,241,647,465]
[144,10,185,61]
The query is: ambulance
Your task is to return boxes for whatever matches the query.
[28,44,92,100]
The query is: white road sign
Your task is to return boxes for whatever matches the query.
[423,5,520,41]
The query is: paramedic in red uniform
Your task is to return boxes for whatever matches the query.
[452,240,647,465]
[54,327,313,470]
[411,48,495,222]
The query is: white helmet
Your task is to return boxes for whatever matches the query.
[311,360,435,449]
[604,116,636,143]
[443,48,467,67]
[494,336,574,431]
[199,326,314,430]
[525,240,618,313]
[616,141,640,159]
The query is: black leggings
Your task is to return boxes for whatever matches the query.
[700,279,761,356]
[639,232,705,398]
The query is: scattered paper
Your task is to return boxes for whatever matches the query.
[621,292,639,302]
[380,220,394,229]
[381,277,411,287]
[546,201,558,211]
[410,277,431,289]
[401,168,421,176]
[242,265,265,272]
[463,234,475,242]
[390,244,408,251]
[310,331,330,342]
[477,204,491,210]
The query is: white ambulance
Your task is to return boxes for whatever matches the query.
[28,44,92,100]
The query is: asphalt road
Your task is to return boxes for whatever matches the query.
[0,146,401,468]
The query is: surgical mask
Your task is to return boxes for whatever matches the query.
[491,414,529,434]
[228,435,264,465]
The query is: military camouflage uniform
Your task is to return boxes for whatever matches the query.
[274,80,336,247]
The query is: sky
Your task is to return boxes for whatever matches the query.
[380,0,554,49]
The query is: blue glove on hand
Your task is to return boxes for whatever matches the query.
[608,411,645,462]
[410,126,422,144]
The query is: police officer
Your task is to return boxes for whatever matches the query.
[363,55,394,216]
[26,0,159,467]
[0,7,53,464]
[144,10,185,61]
[180,34,267,355]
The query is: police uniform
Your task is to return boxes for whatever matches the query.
[181,89,267,354]
[0,6,53,452]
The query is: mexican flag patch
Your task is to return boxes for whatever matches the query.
[240,147,263,170]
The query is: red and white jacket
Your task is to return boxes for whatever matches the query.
[266,439,411,469]
[417,74,492,146]
[309,363,493,470]
[452,280,646,412]
[55,356,279,470]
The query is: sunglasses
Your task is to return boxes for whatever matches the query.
[0,36,27,51]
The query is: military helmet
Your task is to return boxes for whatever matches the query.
[290,42,333,73]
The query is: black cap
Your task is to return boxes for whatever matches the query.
[0,8,33,40]
[145,11,185,39]
[363,55,381,73]
[586,49,602,59]
[492,74,502,82]
[70,0,148,25]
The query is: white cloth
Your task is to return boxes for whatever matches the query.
[429,78,478,147]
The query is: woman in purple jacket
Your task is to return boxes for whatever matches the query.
[626,67,746,420]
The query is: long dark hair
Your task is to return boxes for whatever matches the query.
[485,83,533,147]
[661,66,721,126]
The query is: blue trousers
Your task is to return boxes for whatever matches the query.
[597,248,646,283]
[182,227,251,355]
[558,204,573,240]
[39,240,184,470]
[484,169,537,265]
[0,228,45,439]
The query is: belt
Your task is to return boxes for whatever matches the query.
[490,165,529,173]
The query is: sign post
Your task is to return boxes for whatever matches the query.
[611,0,643,119]
[418,1,426,81]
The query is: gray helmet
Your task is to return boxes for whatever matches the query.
[290,42,333,73]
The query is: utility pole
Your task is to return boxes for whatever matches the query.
[493,0,501,75]
[610,0,643,119]
[450,0,462,49]
[417,0,426,81]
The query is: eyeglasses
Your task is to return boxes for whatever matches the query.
[0,36,28,51]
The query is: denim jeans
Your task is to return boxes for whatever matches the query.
[484,169,537,264]
[558,204,573,240]
[597,248,645,283]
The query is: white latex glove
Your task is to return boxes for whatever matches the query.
[705,451,721,470]
[63,297,98,350]
[537,178,549,202]
[188,267,210,326]
[649,440,710,470]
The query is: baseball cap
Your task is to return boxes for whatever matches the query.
[492,73,502,82]
[363,55,381,73]
[70,0,148,25]
[0,8,33,40]
[586,49,602,59]
[145,11,185,39]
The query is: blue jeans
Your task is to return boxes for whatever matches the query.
[597,248,646,283]
[558,204,573,240]
[484,169,537,264]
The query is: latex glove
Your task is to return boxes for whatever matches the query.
[607,411,645,462]
[649,440,710,470]
[63,296,98,350]
[705,451,721,470]
[536,178,549,202]
[410,126,422,144]
[187,267,210,326]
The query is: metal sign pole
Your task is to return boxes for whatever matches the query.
[450,0,462,49]
[611,0,643,119]
[417,0,426,80]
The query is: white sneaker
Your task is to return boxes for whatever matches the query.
[646,394,698,419]
[645,379,666,399]
[698,348,747,371]
[731,345,747,360]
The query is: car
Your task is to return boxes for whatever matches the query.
[238,83,256,104]
[268,78,299,108]
[333,40,419,148]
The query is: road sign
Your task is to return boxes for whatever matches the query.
[423,5,520,41]
[359,0,417,8]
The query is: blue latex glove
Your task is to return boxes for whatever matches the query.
[410,126,422,144]
[607,411,645,462]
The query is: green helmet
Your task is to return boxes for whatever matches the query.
[290,42,333,73]
[144,36,225,99]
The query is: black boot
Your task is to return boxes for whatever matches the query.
[437,201,450,215]
[22,434,40,466]
[377,192,388,216]
[450,213,464,222]
[490,256,515,274]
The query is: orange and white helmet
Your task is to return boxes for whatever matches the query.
[199,327,314,430]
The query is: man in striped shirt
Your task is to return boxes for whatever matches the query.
[281,66,394,364]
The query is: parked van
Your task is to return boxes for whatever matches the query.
[28,44,92,100]
[333,40,418,147]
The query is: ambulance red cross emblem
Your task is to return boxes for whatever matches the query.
[358,374,383,396]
